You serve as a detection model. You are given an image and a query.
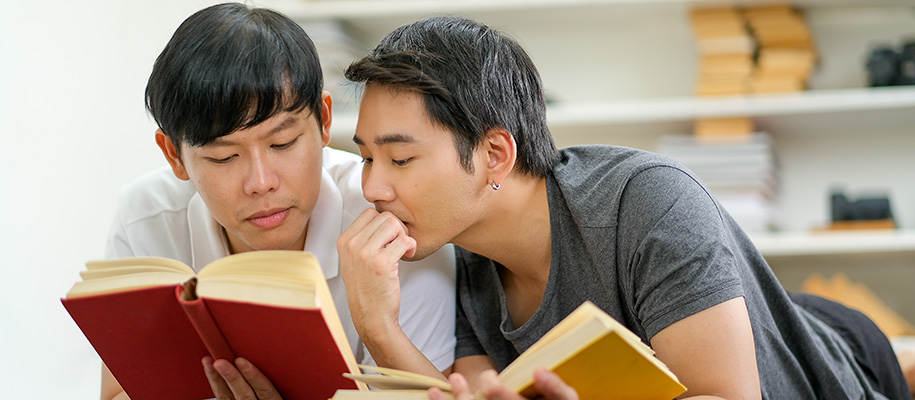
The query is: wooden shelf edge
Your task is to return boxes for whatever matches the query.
[545,86,915,127]
[750,229,915,257]
[266,0,915,20]
[329,86,915,138]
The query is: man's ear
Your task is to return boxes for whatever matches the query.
[319,90,333,147]
[155,129,190,181]
[484,128,517,187]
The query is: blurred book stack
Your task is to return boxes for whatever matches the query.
[688,6,756,142]
[690,6,755,97]
[300,20,366,111]
[743,4,818,94]
[657,132,779,233]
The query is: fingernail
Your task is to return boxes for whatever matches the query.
[214,360,232,375]
[236,357,251,371]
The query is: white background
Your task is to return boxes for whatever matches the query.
[0,0,228,397]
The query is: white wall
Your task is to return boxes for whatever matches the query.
[0,1,224,397]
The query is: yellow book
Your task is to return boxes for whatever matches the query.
[334,301,686,400]
[694,117,755,137]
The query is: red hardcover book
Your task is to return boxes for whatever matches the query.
[61,251,366,400]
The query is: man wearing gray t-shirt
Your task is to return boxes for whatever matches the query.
[337,16,914,400]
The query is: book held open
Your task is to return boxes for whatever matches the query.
[62,250,366,400]
[335,301,686,400]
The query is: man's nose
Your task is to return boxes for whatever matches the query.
[362,166,395,204]
[243,152,279,195]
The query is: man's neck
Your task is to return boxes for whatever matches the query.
[454,174,552,284]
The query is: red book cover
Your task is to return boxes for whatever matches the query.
[62,251,364,400]
[61,284,214,400]
[63,285,362,400]
[204,298,361,400]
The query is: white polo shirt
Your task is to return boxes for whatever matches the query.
[105,147,456,370]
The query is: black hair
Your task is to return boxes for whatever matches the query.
[345,16,560,177]
[145,2,323,151]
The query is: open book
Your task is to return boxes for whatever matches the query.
[61,250,367,400]
[333,301,686,400]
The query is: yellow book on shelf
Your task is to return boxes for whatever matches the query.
[334,301,686,400]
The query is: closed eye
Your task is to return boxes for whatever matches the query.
[271,136,299,150]
[206,155,237,164]
[361,158,373,165]
[393,158,413,166]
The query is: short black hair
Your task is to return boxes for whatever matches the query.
[345,16,560,177]
[146,2,323,150]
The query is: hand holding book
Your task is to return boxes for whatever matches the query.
[202,356,283,400]
[334,301,686,400]
[62,251,366,400]
[442,368,578,400]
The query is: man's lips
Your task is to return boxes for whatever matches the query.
[246,208,290,229]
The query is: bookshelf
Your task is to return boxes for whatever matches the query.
[265,0,915,316]
[751,229,915,257]
[270,0,915,20]
[332,85,915,137]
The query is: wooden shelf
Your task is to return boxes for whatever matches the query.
[545,86,915,126]
[750,229,915,257]
[269,0,914,21]
[330,86,915,138]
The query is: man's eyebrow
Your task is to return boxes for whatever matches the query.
[210,114,298,147]
[352,133,416,146]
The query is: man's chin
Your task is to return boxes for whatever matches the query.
[401,244,439,262]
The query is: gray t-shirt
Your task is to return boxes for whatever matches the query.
[455,145,885,399]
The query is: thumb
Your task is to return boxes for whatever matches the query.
[533,368,579,400]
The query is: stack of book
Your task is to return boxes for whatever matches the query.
[743,4,818,93]
[688,6,756,140]
[690,6,756,97]
[657,132,779,233]
[300,20,367,111]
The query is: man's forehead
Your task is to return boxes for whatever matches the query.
[201,111,307,147]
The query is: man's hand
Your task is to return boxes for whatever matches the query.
[202,356,282,400]
[432,369,579,400]
[336,208,416,340]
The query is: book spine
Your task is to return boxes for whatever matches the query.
[176,282,236,361]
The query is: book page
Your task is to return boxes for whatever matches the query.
[344,365,451,391]
[66,257,196,298]
[195,251,323,309]
[196,275,318,309]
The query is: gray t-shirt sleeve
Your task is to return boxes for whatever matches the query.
[454,288,487,359]
[615,165,744,340]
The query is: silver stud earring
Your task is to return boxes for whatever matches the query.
[491,181,501,190]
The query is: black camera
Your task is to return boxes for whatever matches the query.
[866,40,915,87]
[830,190,894,223]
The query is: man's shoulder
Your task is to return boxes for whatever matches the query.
[116,166,197,223]
[322,147,363,182]
[557,145,676,177]
[551,145,697,226]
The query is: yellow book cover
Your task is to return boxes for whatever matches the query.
[337,301,686,400]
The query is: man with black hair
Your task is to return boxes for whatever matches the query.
[101,4,456,399]
[337,16,915,399]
